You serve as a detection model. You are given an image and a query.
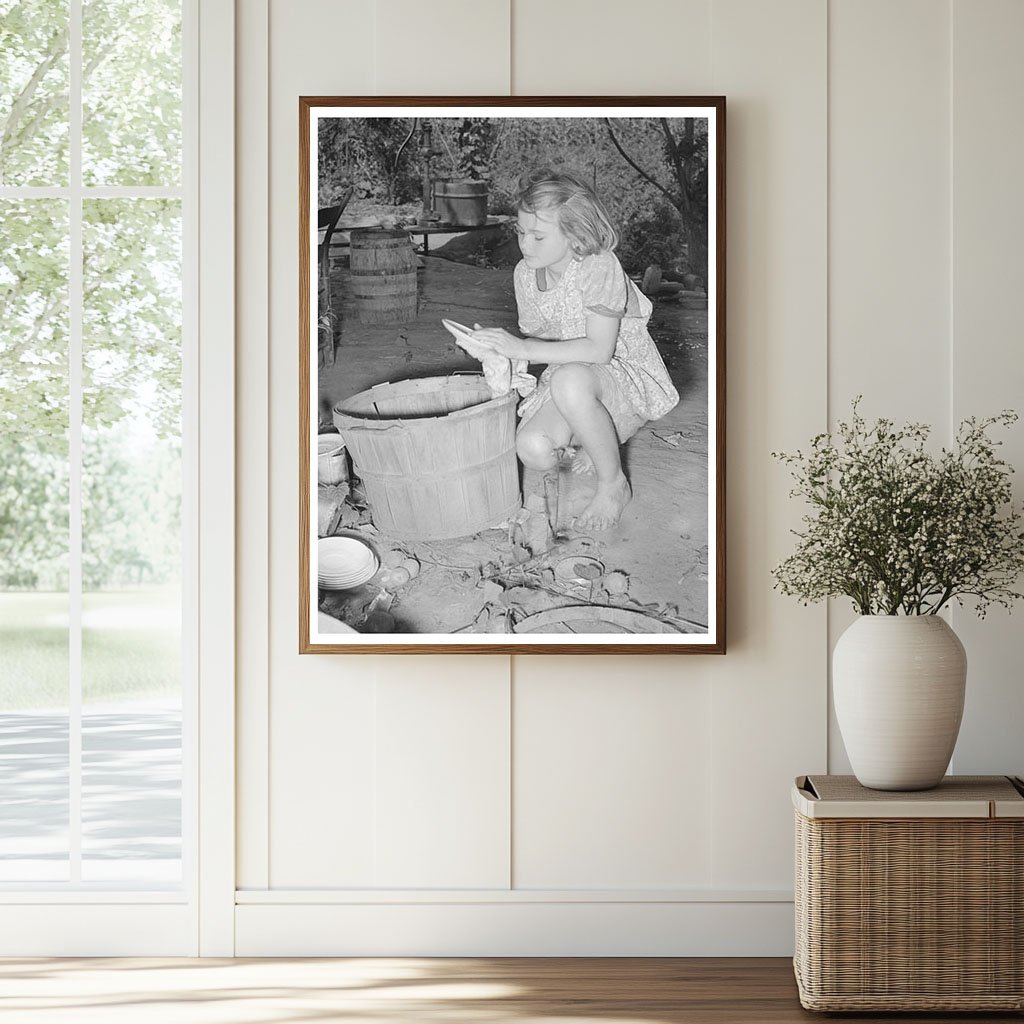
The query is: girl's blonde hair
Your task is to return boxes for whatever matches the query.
[515,169,619,256]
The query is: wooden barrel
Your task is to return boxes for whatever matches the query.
[433,180,489,226]
[332,374,520,541]
[349,228,418,324]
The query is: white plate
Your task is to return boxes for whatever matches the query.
[319,571,376,584]
[318,552,379,590]
[441,317,477,344]
[319,574,376,589]
[319,558,378,578]
[318,536,375,575]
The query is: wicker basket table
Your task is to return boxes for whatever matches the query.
[793,774,1024,1012]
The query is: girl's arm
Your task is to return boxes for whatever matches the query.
[473,313,619,365]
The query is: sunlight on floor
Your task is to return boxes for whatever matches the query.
[0,958,668,1024]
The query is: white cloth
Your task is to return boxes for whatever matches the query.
[451,330,536,399]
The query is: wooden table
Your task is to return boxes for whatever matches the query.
[326,215,511,260]
[402,215,510,255]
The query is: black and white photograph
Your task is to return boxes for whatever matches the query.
[300,98,725,653]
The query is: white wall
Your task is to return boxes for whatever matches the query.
[234,0,1024,955]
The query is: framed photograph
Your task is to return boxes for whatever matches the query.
[299,96,725,654]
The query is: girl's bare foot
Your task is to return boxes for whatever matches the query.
[575,472,632,531]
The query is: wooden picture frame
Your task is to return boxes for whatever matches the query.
[300,97,725,654]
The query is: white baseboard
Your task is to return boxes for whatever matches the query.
[235,898,795,956]
[0,904,195,956]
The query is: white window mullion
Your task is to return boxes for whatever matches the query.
[68,0,83,885]
[0,186,183,200]
[181,0,200,913]
[0,188,70,199]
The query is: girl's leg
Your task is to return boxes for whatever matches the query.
[515,399,573,471]
[548,363,632,530]
[516,401,572,543]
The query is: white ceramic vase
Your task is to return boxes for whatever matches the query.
[833,615,967,791]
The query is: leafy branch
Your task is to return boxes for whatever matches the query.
[603,118,678,206]
[772,399,1024,617]
[0,25,67,181]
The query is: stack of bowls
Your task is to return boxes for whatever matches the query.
[317,537,379,590]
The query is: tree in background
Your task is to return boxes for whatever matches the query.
[453,117,505,180]
[603,117,709,282]
[318,117,420,208]
[1,0,181,187]
[314,114,712,272]
[1,0,183,590]
[0,0,69,185]
[0,439,68,588]
[483,116,707,276]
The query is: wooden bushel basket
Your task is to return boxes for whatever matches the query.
[332,374,521,541]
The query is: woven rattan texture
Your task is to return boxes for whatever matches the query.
[794,812,1024,1011]
[806,774,1023,803]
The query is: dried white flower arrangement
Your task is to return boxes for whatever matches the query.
[772,400,1024,616]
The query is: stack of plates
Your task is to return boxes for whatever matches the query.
[318,537,379,590]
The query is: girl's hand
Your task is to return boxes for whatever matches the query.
[471,325,530,361]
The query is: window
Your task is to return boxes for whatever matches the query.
[0,0,192,891]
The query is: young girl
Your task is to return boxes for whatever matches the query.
[472,169,679,530]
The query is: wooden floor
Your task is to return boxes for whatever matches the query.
[0,957,1020,1023]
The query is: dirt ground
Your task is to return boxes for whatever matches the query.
[317,248,709,636]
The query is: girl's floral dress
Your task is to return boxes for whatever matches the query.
[514,250,679,441]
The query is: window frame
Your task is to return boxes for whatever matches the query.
[0,0,235,955]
